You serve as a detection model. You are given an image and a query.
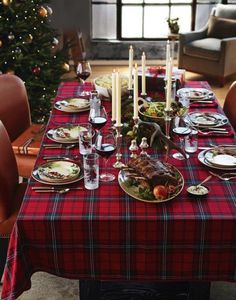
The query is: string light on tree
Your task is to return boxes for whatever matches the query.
[2,0,12,6]
[8,32,15,41]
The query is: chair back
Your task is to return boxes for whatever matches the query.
[223,81,236,131]
[214,4,236,20]
[0,74,31,142]
[0,121,19,222]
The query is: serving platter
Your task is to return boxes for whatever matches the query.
[54,98,90,112]
[177,88,214,101]
[32,160,83,185]
[118,164,184,203]
[188,112,228,128]
[198,149,236,170]
[47,125,86,143]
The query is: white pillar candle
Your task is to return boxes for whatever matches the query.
[166,58,172,110]
[133,63,138,119]
[116,72,121,126]
[128,45,133,90]
[111,69,116,122]
[141,52,146,95]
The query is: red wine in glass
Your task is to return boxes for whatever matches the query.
[89,116,107,130]
[95,143,116,158]
[95,132,116,182]
[77,71,90,81]
[88,106,107,133]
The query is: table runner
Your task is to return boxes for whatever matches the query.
[2,81,236,300]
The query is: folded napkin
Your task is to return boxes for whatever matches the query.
[190,101,218,108]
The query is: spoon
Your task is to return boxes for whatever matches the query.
[187,175,212,196]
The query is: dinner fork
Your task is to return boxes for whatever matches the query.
[209,171,236,181]
[43,143,76,149]
[198,129,229,135]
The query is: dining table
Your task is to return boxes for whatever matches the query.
[1,80,236,300]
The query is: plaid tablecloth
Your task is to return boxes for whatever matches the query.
[2,81,236,300]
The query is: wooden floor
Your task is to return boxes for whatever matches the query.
[65,61,236,108]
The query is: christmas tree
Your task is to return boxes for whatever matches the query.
[0,0,70,123]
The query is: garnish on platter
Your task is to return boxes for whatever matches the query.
[118,156,184,203]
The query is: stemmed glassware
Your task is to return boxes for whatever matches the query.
[76,60,91,97]
[94,131,117,182]
[88,106,107,135]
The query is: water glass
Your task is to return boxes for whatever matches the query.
[78,123,93,155]
[184,129,198,153]
[83,153,99,190]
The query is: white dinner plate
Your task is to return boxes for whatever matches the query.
[204,148,236,167]
[54,98,90,112]
[47,125,86,143]
[198,150,236,170]
[188,112,228,128]
[32,160,83,185]
[177,88,214,101]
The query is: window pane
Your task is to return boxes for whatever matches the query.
[170,5,191,32]
[195,3,214,30]
[145,0,168,3]
[122,0,143,3]
[92,5,116,39]
[144,6,169,37]
[122,6,143,38]
[92,0,116,3]
[171,0,192,3]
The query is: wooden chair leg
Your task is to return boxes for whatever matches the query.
[0,238,9,280]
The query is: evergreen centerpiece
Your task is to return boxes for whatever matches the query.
[0,0,70,123]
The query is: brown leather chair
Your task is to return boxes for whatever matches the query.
[223,81,236,131]
[0,121,27,278]
[0,74,44,178]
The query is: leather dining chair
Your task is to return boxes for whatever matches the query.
[0,74,44,178]
[0,121,27,279]
[223,81,236,131]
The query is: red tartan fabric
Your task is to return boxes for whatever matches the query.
[1,81,236,300]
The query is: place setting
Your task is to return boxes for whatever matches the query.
[177,87,217,107]
[54,97,90,113]
[198,145,236,171]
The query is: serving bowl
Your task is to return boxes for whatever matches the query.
[94,75,128,99]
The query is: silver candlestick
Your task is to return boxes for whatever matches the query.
[132,116,139,136]
[113,123,126,168]
[164,107,173,162]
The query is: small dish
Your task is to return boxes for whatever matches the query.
[187,185,209,196]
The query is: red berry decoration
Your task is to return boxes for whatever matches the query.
[32,66,41,75]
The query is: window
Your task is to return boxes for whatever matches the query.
[92,0,192,39]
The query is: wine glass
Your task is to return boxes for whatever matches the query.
[76,60,91,97]
[95,131,117,182]
[172,116,191,160]
[88,106,107,134]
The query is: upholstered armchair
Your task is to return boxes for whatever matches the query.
[178,4,236,86]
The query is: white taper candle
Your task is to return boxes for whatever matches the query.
[133,63,138,119]
[116,72,121,126]
[128,45,133,90]
[141,52,146,95]
[111,69,116,122]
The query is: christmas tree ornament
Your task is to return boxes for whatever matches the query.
[2,0,12,6]
[8,32,15,40]
[62,62,70,72]
[38,6,48,18]
[25,34,33,43]
[6,69,15,75]
[0,40,3,47]
[32,66,41,76]
[52,37,59,46]
[46,6,53,15]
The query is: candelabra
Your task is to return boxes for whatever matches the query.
[113,123,126,168]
